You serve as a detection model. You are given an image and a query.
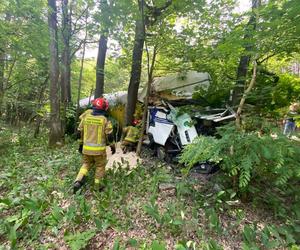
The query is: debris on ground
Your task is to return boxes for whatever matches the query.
[106,142,141,170]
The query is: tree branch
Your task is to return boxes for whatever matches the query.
[236,60,258,129]
[257,53,276,64]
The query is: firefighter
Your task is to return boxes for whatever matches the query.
[121,119,141,153]
[73,97,113,193]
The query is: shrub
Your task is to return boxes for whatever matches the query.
[180,124,300,191]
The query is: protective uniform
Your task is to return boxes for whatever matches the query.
[78,108,93,153]
[74,98,113,193]
[79,108,93,120]
[121,122,140,153]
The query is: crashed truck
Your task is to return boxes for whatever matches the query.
[138,71,236,171]
[79,71,235,171]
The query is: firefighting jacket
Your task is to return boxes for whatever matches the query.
[79,108,93,120]
[79,113,113,155]
[123,126,140,143]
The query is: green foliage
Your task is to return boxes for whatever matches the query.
[181,122,300,245]
[71,57,130,100]
[205,208,222,234]
[64,229,96,250]
[202,239,223,250]
[151,240,166,250]
[245,68,300,115]
[143,199,186,236]
[1,125,299,248]
[180,124,300,190]
[242,224,259,250]
[272,73,300,108]
[241,223,298,249]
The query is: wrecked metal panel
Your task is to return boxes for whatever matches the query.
[149,123,174,146]
[148,108,174,146]
[139,71,211,102]
[170,113,198,145]
[196,108,236,122]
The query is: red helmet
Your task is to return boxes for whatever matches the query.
[92,98,109,111]
[133,119,141,126]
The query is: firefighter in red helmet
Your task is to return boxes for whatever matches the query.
[121,119,141,153]
[73,97,113,193]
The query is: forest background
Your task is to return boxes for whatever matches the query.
[0,0,300,249]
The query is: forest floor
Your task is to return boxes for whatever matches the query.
[0,125,297,250]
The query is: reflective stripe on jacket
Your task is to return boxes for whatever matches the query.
[79,114,113,155]
[123,126,140,143]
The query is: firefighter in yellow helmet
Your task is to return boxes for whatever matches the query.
[121,119,141,153]
[73,97,113,193]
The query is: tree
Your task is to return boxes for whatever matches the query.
[136,43,158,155]
[0,49,4,116]
[125,3,145,125]
[75,11,88,124]
[231,0,261,106]
[48,0,63,146]
[95,34,108,98]
[125,0,172,125]
[61,0,72,104]
[0,10,11,117]
[94,0,116,98]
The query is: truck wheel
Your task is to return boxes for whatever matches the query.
[156,146,166,161]
[148,133,155,149]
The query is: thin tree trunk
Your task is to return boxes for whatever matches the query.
[88,87,94,105]
[125,16,145,125]
[61,0,71,103]
[136,44,157,156]
[48,0,63,147]
[235,60,258,129]
[60,0,71,136]
[95,34,108,98]
[0,13,11,117]
[231,0,261,106]
[125,0,171,126]
[75,15,88,125]
[0,51,4,117]
[34,77,49,138]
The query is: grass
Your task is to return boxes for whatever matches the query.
[0,125,299,249]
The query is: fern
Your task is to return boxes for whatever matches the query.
[180,124,300,192]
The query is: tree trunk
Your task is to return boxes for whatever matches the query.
[61,0,71,104]
[125,18,145,125]
[75,25,88,125]
[0,51,4,117]
[235,61,257,129]
[34,77,49,138]
[60,0,71,136]
[136,44,157,156]
[231,0,261,106]
[0,13,11,117]
[48,0,63,147]
[95,34,108,98]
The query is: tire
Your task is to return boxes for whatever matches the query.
[191,162,213,174]
[148,133,155,149]
[156,146,166,161]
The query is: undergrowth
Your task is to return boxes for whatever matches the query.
[0,125,299,249]
[180,123,300,248]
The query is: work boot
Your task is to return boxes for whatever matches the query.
[73,181,83,194]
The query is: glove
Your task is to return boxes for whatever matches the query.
[78,143,83,154]
[110,144,116,155]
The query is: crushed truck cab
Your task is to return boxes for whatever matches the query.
[146,103,235,168]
